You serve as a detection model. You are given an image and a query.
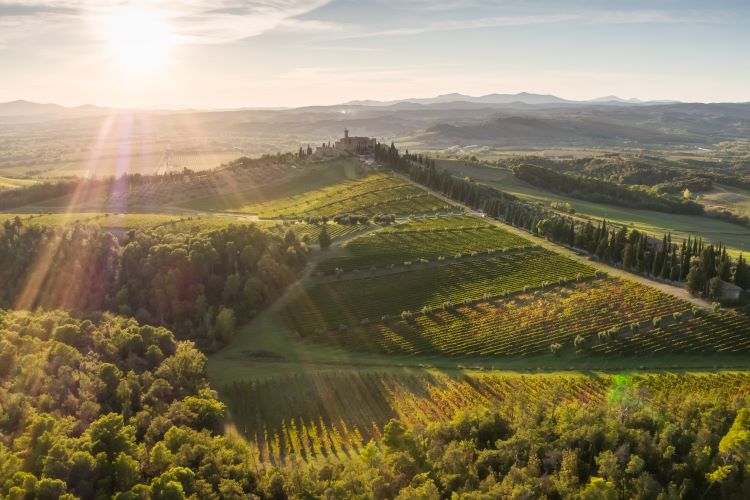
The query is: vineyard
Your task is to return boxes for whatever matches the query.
[0,212,180,228]
[282,249,595,335]
[221,371,750,464]
[305,278,695,357]
[377,214,492,232]
[235,172,451,218]
[315,215,531,273]
[590,307,750,355]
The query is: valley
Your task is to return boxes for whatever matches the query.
[5,1,750,495]
[3,131,750,498]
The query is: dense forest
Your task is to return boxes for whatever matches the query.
[0,220,307,349]
[512,164,704,215]
[497,154,715,195]
[0,310,259,497]
[3,310,750,498]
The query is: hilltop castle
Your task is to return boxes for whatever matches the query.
[315,130,376,157]
[335,129,376,152]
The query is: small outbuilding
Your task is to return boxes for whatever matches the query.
[719,280,743,302]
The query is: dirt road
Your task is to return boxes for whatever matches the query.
[395,171,710,308]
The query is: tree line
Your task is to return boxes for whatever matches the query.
[376,142,747,299]
[498,154,715,195]
[513,164,704,215]
[0,219,308,349]
[513,162,750,229]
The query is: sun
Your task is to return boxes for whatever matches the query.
[99,6,175,72]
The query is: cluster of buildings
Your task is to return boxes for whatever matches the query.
[314,129,376,157]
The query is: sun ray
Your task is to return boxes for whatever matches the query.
[97,5,175,73]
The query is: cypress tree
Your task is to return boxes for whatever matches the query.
[686,263,706,296]
[735,254,749,289]
[623,243,635,271]
[318,225,331,250]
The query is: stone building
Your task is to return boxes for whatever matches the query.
[719,280,742,302]
[334,129,376,152]
[314,130,377,157]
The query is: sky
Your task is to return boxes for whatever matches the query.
[1,0,749,108]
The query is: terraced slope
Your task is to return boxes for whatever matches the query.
[316,214,531,273]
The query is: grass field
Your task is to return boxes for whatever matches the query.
[0,150,242,178]
[700,183,750,216]
[438,160,750,255]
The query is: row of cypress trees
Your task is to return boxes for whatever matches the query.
[373,142,749,297]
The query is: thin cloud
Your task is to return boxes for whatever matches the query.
[0,2,76,16]
[336,13,578,39]
[168,0,336,43]
[0,1,732,48]
[0,0,336,46]
[322,8,731,41]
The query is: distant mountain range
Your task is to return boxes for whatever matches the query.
[2,95,749,150]
[344,92,678,107]
[426,114,677,146]
[0,100,114,123]
[0,92,682,123]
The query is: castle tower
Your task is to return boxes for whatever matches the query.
[344,129,349,139]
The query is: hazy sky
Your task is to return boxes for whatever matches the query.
[2,0,749,108]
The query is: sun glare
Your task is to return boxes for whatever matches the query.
[99,6,175,72]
